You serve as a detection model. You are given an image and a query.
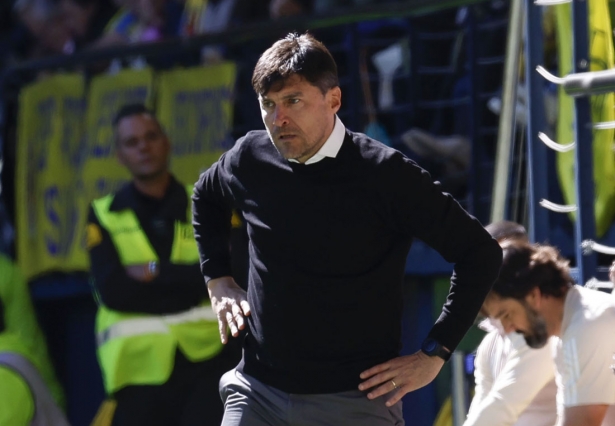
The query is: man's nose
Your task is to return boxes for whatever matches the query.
[272,106,289,127]
[137,138,150,151]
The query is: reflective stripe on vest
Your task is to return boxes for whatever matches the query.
[96,305,217,347]
[91,184,199,265]
[0,352,70,426]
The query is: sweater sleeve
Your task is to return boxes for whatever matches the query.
[192,152,235,283]
[385,155,502,351]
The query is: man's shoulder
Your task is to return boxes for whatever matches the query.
[223,130,275,164]
[91,182,136,213]
[345,130,419,170]
[564,286,615,340]
[573,285,615,321]
[235,130,271,150]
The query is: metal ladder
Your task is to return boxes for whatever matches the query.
[524,0,613,287]
[452,1,615,424]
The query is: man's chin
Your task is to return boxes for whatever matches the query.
[523,333,548,349]
[277,148,301,161]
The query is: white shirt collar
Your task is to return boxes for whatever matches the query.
[288,115,346,165]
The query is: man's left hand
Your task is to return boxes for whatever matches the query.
[358,350,445,406]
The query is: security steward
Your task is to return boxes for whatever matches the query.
[86,103,237,426]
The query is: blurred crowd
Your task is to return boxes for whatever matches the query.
[0,0,390,69]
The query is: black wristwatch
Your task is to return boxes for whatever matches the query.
[421,338,451,362]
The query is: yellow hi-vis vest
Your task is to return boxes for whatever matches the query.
[91,186,222,395]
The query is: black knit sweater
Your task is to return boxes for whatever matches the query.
[193,129,502,394]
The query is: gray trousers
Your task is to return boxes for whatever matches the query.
[219,369,404,426]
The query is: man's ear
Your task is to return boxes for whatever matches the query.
[328,86,342,113]
[525,287,542,309]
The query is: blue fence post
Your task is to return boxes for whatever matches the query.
[571,0,597,284]
[524,0,550,243]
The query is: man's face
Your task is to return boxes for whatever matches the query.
[483,293,550,349]
[115,113,170,180]
[259,74,341,163]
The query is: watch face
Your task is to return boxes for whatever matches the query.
[422,338,450,361]
[423,338,442,355]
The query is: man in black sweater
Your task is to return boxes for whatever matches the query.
[192,33,502,425]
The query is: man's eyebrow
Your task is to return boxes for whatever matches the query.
[261,91,303,101]
[281,92,302,99]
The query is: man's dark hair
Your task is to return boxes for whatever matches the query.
[112,103,156,127]
[486,220,528,242]
[252,32,339,96]
[492,240,573,300]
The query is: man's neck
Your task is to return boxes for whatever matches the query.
[133,172,171,199]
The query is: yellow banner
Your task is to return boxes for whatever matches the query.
[16,74,87,278]
[15,63,237,280]
[555,0,615,236]
[156,62,236,185]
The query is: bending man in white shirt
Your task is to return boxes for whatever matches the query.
[465,221,557,426]
[481,239,615,426]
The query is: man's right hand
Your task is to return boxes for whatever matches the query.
[207,276,251,344]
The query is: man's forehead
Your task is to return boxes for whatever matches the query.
[117,114,161,131]
[260,75,314,98]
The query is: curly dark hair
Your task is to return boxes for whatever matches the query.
[252,32,339,96]
[492,240,573,299]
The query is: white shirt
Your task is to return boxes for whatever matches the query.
[288,116,346,165]
[554,285,615,426]
[465,320,557,426]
